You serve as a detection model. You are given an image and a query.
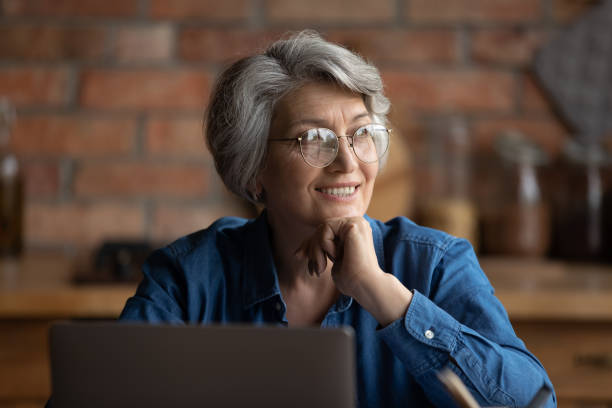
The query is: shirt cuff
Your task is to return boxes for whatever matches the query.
[376,289,461,377]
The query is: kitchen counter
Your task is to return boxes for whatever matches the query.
[1,252,612,407]
[0,253,135,319]
[2,253,611,321]
[481,257,612,321]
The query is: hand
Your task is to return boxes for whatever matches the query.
[296,216,413,327]
[295,217,383,298]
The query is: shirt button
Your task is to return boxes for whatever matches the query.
[424,329,435,339]
[275,302,282,312]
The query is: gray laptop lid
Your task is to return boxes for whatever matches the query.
[49,322,356,408]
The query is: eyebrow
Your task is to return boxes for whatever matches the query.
[287,112,371,130]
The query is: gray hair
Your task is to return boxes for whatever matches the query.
[205,30,390,203]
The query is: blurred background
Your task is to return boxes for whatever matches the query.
[0,0,610,256]
[1,1,612,407]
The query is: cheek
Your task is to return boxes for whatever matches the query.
[260,154,315,197]
[364,164,378,185]
[361,166,378,201]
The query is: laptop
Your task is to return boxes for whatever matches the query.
[49,322,356,408]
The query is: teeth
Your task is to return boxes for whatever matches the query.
[319,186,356,196]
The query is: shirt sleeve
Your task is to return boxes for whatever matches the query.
[376,238,557,408]
[118,247,186,323]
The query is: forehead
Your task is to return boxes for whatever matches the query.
[272,82,368,127]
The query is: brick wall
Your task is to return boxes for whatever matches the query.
[0,0,602,252]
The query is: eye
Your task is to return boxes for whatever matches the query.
[301,128,321,142]
[354,125,373,138]
[302,128,336,143]
[355,124,387,137]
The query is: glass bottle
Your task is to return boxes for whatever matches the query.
[0,98,23,257]
[417,115,478,249]
[482,131,550,257]
[602,158,612,262]
[551,138,609,261]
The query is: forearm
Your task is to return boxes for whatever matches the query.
[377,290,556,407]
[351,270,413,327]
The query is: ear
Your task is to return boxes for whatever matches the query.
[249,177,264,203]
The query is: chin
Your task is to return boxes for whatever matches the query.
[320,206,365,221]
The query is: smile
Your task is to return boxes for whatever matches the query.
[316,185,358,197]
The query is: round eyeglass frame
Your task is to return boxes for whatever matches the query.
[269,124,391,168]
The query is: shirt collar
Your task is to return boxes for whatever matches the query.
[241,211,386,312]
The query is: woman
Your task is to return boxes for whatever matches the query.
[120,31,555,407]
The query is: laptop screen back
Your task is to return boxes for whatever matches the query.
[49,322,356,408]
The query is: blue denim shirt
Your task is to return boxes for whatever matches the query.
[119,212,556,408]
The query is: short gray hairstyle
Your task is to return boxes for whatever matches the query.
[205,30,390,203]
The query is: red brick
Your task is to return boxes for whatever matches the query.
[265,0,394,22]
[553,0,600,23]
[0,26,107,60]
[2,0,140,17]
[382,70,515,113]
[151,202,255,241]
[145,116,209,158]
[472,117,568,155]
[0,67,70,107]
[386,109,427,156]
[325,29,458,65]
[407,0,541,23]
[179,29,282,63]
[521,74,555,114]
[149,0,250,20]
[25,202,144,247]
[11,115,136,156]
[74,162,209,198]
[115,25,173,62]
[471,29,549,66]
[79,69,210,111]
[21,162,60,198]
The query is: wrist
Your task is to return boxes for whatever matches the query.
[352,271,413,327]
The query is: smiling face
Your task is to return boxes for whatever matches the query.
[258,82,378,232]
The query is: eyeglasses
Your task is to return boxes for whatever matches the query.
[269,124,391,168]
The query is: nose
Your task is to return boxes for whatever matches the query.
[328,136,358,172]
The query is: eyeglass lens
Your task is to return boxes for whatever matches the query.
[299,124,389,168]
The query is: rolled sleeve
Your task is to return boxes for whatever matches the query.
[374,232,555,407]
[377,290,460,376]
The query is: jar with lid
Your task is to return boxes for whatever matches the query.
[417,115,478,249]
[481,131,550,257]
[551,138,610,261]
[0,99,23,257]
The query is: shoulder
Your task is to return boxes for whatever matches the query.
[365,215,485,293]
[164,216,252,259]
[143,216,254,282]
[139,215,256,297]
[366,215,457,253]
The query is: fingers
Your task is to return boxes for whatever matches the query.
[319,223,338,263]
[295,217,369,277]
[296,228,328,277]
